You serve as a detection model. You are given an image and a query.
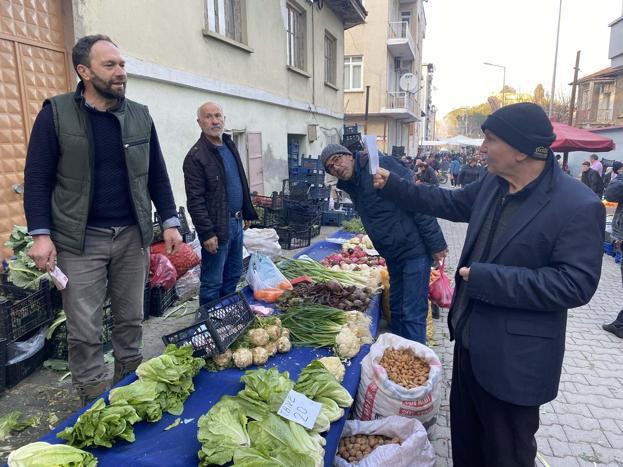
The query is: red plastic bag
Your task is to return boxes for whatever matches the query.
[151,242,200,279]
[149,253,177,289]
[428,259,454,308]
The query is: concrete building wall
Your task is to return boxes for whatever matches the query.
[67,0,351,202]
[344,0,389,115]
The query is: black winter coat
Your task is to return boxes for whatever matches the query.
[581,168,603,196]
[183,133,257,244]
[337,153,447,262]
[457,164,481,186]
[379,155,605,406]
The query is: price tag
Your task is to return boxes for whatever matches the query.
[277,390,322,430]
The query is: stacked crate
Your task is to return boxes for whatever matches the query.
[0,277,53,390]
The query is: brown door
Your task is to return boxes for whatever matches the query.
[246,132,264,195]
[0,0,71,259]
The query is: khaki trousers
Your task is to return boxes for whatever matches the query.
[57,225,148,390]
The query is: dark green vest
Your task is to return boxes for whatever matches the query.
[47,92,154,254]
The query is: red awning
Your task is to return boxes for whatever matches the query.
[550,121,616,152]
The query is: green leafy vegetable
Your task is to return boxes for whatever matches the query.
[135,344,205,415]
[247,414,323,467]
[238,367,294,412]
[294,360,353,408]
[57,398,141,448]
[164,418,181,431]
[0,411,40,441]
[108,380,163,423]
[197,399,251,466]
[4,225,32,254]
[7,441,97,467]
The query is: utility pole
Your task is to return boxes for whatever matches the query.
[549,0,563,116]
[563,50,581,167]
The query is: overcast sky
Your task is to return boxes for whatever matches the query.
[422,0,623,117]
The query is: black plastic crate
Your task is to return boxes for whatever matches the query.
[150,286,178,317]
[153,206,194,244]
[276,224,314,250]
[251,206,283,228]
[162,292,253,358]
[301,156,322,170]
[0,338,6,392]
[0,279,52,342]
[252,193,283,210]
[343,124,359,136]
[322,210,345,226]
[49,306,115,361]
[142,282,151,321]
[309,186,331,200]
[5,339,48,388]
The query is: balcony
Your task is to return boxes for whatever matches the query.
[381,91,420,122]
[576,108,615,125]
[387,21,416,60]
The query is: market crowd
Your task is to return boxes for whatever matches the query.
[20,34,617,467]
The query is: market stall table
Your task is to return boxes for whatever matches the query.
[36,231,381,467]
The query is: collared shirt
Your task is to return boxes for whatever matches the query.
[591,160,603,176]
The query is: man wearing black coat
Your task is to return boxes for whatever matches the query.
[183,102,257,305]
[580,160,604,197]
[321,144,447,344]
[373,103,604,466]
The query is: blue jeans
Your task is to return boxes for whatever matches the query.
[387,255,432,344]
[199,218,244,305]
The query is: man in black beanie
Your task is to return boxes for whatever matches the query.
[372,102,605,466]
[603,160,623,338]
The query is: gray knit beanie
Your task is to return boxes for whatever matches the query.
[320,144,352,168]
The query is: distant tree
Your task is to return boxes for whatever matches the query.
[533,84,546,106]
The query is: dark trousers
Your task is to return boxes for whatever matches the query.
[450,344,540,467]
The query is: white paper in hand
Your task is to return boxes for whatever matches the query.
[277,389,322,430]
[365,135,380,175]
[49,265,68,290]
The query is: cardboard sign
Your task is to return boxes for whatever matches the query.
[277,389,322,430]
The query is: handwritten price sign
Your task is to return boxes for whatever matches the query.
[277,390,322,429]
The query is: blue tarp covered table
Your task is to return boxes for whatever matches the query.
[38,231,380,466]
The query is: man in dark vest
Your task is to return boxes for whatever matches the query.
[373,103,604,466]
[24,35,182,404]
[183,102,257,306]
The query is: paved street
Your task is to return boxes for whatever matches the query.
[429,218,623,467]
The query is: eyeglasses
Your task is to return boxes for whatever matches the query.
[325,154,348,173]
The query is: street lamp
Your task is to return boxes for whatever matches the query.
[484,62,506,106]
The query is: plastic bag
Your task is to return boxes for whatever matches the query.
[175,265,200,302]
[151,241,200,279]
[333,416,435,467]
[354,333,442,429]
[149,253,177,289]
[428,259,454,308]
[245,252,292,302]
[7,327,47,365]
[243,228,282,259]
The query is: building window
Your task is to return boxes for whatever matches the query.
[344,56,363,90]
[206,0,245,44]
[324,32,337,85]
[287,2,306,70]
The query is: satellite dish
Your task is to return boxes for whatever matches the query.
[399,73,418,92]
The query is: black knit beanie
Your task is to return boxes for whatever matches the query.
[481,102,556,160]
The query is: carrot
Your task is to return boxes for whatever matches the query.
[290,276,313,286]
[254,288,285,302]
[277,280,293,291]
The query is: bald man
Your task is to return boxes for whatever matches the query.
[183,102,257,305]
